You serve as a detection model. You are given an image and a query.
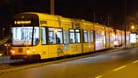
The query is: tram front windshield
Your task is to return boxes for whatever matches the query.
[11,26,39,46]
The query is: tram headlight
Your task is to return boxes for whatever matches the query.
[0,53,3,56]
[26,50,30,54]
[10,49,15,54]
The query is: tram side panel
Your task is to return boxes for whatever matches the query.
[94,24,106,51]
[104,27,115,49]
[39,15,64,59]
[121,30,125,47]
[126,31,130,47]
[47,29,64,58]
[68,20,82,55]
[68,29,82,55]
[105,27,110,48]
[81,21,95,53]
[109,28,115,48]
[60,18,72,56]
[105,27,115,48]
[114,29,123,47]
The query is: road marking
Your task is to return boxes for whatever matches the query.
[132,60,138,64]
[95,75,103,78]
[113,65,127,72]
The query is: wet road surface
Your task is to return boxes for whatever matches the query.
[0,48,138,78]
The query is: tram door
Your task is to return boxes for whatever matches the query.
[41,27,49,59]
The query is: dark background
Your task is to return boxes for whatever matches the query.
[0,0,138,30]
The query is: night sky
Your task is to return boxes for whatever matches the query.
[0,0,138,26]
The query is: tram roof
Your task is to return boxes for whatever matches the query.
[17,12,104,27]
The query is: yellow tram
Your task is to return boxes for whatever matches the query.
[9,12,129,60]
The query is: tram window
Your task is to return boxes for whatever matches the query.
[75,29,80,43]
[12,27,40,46]
[48,28,63,44]
[84,30,88,42]
[96,33,101,40]
[64,31,69,44]
[41,27,46,45]
[69,30,75,43]
[33,27,40,45]
[88,31,91,43]
[56,31,62,44]
[69,29,80,43]
[90,31,93,42]
[48,31,56,44]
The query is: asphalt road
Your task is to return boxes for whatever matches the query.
[0,48,138,78]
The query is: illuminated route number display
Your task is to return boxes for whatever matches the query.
[14,20,32,25]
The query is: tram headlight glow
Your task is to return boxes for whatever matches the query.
[10,49,15,54]
[0,53,3,56]
[26,50,30,54]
